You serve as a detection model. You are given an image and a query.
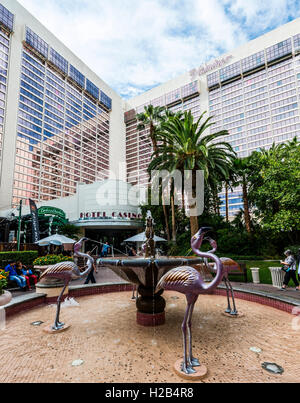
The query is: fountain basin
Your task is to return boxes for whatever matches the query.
[97,256,204,326]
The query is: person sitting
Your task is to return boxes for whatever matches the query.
[4,261,26,290]
[281,250,300,291]
[16,261,37,291]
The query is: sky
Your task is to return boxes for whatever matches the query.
[18,0,300,99]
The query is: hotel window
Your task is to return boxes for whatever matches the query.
[293,34,300,53]
[25,27,48,58]
[86,79,99,100]
[69,64,85,88]
[242,51,265,73]
[207,71,219,88]
[165,88,181,105]
[220,62,241,82]
[181,81,198,98]
[100,91,112,110]
[0,4,14,32]
[266,39,292,63]
[49,48,69,75]
[151,95,165,107]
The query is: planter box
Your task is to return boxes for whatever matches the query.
[0,290,12,306]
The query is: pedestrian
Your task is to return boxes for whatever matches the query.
[17,261,37,290]
[4,261,26,290]
[297,248,300,282]
[128,246,136,256]
[280,250,299,291]
[84,252,98,284]
[101,242,110,257]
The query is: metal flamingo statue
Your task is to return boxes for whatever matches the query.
[204,236,241,316]
[156,227,224,377]
[40,237,94,331]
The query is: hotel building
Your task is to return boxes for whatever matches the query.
[0,0,299,241]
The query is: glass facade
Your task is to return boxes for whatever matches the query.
[0,30,10,178]
[13,45,111,207]
[208,37,300,215]
[125,84,200,187]
[126,34,300,217]
[0,3,14,33]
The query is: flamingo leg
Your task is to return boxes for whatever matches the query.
[52,280,68,330]
[227,280,238,316]
[223,277,232,314]
[187,296,200,367]
[181,298,196,375]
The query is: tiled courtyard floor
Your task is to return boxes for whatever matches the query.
[1,291,299,383]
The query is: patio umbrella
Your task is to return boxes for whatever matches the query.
[124,232,167,243]
[35,234,77,246]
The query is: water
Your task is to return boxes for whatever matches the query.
[49,297,80,309]
[0,307,5,331]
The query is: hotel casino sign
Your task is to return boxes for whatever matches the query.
[79,211,143,220]
[190,55,233,80]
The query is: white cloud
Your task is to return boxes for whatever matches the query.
[17,0,300,98]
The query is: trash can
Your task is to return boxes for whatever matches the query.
[250,268,260,284]
[269,267,285,288]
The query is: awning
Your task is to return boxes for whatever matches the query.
[124,232,167,242]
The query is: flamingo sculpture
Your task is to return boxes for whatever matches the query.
[40,237,94,331]
[156,227,223,375]
[204,236,240,316]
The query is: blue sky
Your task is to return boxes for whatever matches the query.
[19,0,300,99]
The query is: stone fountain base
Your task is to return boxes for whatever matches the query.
[137,311,165,326]
[97,256,204,327]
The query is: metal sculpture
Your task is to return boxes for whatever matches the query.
[204,236,240,316]
[156,227,224,375]
[40,237,94,331]
[144,211,155,258]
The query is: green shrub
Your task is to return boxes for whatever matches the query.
[0,269,9,294]
[0,251,38,267]
[33,254,74,266]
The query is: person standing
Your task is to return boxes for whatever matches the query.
[4,262,26,290]
[84,252,98,284]
[281,250,299,290]
[101,242,110,257]
[297,248,300,282]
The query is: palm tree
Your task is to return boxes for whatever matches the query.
[136,105,171,240]
[136,105,165,153]
[149,111,236,236]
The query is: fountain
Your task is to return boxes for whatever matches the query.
[97,211,204,326]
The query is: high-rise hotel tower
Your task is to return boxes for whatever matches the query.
[0,0,125,212]
[0,0,300,219]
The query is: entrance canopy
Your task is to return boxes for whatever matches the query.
[124,232,167,243]
[35,234,77,246]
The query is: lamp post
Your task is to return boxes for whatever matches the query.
[17,199,22,251]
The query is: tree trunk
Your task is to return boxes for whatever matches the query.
[171,184,176,242]
[242,178,251,233]
[225,182,229,222]
[189,216,199,238]
[162,199,171,242]
[188,170,199,235]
